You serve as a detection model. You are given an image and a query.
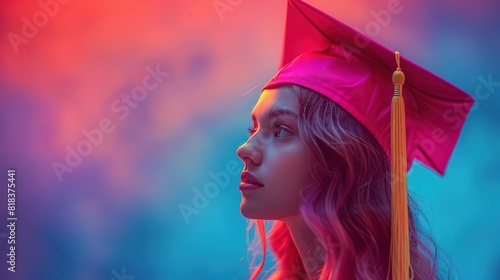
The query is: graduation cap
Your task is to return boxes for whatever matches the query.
[262,0,475,279]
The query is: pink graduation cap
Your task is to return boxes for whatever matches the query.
[262,0,475,279]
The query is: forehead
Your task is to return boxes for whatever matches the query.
[251,88,299,117]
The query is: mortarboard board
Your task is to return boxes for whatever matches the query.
[262,0,475,279]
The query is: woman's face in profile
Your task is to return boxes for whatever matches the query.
[236,87,312,220]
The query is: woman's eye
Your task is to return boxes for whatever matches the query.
[273,122,293,138]
[247,122,293,137]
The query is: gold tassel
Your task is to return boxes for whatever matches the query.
[391,51,410,280]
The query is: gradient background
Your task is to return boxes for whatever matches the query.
[1,0,499,279]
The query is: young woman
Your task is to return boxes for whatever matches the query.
[237,84,437,279]
[236,0,474,279]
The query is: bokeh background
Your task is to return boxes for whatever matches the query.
[1,0,499,279]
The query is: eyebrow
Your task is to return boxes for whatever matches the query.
[251,107,298,121]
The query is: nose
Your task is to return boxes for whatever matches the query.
[236,137,262,167]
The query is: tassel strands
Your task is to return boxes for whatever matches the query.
[390,51,411,280]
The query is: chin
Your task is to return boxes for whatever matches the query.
[240,199,297,220]
[240,200,262,219]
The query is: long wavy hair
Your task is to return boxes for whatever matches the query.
[247,85,442,280]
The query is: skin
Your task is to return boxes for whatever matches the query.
[236,87,312,220]
[236,87,323,278]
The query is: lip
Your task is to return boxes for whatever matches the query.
[239,182,264,190]
[239,172,264,190]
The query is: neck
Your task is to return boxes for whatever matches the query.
[282,215,324,279]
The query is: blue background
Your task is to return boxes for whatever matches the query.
[0,0,499,279]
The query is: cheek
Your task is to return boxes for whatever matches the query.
[268,145,310,190]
